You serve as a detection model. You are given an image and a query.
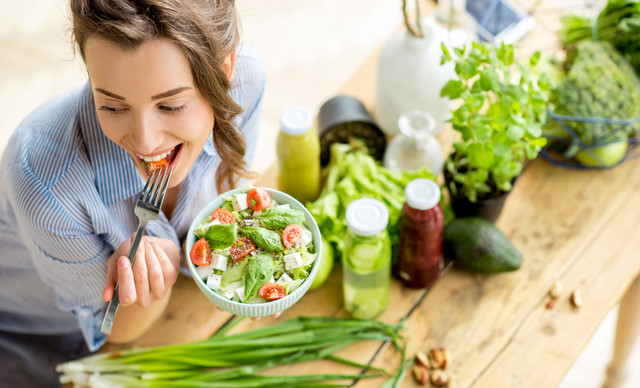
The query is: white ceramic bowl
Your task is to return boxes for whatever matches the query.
[185,187,322,317]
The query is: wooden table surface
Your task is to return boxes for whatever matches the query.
[101,1,640,387]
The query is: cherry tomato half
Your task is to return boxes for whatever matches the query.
[190,238,211,266]
[259,283,286,301]
[230,236,257,262]
[144,158,169,176]
[210,208,235,224]
[282,224,303,249]
[246,187,272,211]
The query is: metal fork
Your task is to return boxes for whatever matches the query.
[100,165,173,335]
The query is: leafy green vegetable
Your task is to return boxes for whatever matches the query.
[204,224,238,250]
[257,207,306,229]
[549,40,640,156]
[244,253,274,302]
[560,0,640,76]
[440,42,549,202]
[306,140,448,261]
[220,199,234,212]
[220,256,250,291]
[241,226,285,251]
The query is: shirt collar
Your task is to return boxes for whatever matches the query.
[77,82,145,205]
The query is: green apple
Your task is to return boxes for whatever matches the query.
[575,141,628,167]
[309,237,334,291]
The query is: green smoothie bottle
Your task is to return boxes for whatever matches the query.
[343,198,391,319]
[276,107,321,204]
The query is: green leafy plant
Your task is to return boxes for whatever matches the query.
[440,41,551,202]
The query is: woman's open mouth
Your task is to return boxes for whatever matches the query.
[138,144,182,176]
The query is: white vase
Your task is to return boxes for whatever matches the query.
[375,1,476,137]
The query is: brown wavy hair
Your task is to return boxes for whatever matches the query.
[70,0,255,192]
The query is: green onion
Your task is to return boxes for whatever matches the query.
[57,316,406,387]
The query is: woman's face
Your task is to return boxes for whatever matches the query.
[84,38,215,187]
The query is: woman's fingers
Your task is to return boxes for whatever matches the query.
[147,240,167,300]
[249,311,283,321]
[132,238,150,307]
[116,255,136,305]
[102,255,118,302]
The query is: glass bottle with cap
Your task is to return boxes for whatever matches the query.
[343,198,391,319]
[394,178,444,288]
[276,106,321,204]
[383,110,444,175]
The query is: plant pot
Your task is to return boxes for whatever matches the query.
[443,168,513,223]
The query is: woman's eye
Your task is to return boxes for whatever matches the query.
[159,105,188,114]
[98,105,127,114]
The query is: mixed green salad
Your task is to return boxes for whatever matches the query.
[189,186,317,304]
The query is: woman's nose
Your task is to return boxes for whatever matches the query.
[132,111,162,153]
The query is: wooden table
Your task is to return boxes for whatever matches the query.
[101,1,640,387]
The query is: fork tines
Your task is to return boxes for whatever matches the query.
[142,166,174,208]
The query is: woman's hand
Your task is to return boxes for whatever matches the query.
[102,236,181,307]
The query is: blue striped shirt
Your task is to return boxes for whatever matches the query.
[0,46,265,351]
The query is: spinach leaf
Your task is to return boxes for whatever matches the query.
[257,207,305,229]
[244,253,274,302]
[241,226,285,251]
[204,224,237,250]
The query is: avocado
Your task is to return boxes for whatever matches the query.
[443,217,521,273]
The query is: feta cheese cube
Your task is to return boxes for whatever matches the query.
[224,290,235,300]
[232,193,248,211]
[295,230,313,249]
[283,251,303,270]
[276,204,291,210]
[209,218,221,226]
[206,274,222,290]
[235,285,246,301]
[243,218,256,227]
[268,276,276,284]
[210,254,228,272]
[196,265,213,280]
[277,273,294,286]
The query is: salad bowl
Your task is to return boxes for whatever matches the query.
[185,187,322,317]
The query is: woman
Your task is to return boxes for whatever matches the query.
[0,0,265,386]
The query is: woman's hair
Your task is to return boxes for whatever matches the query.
[70,0,255,193]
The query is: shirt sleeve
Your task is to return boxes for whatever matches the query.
[232,45,266,169]
[8,162,110,351]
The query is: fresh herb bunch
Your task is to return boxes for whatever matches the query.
[550,40,640,156]
[560,0,640,75]
[440,42,550,202]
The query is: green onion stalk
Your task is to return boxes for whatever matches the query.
[560,0,640,74]
[57,316,406,387]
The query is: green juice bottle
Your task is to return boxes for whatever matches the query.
[343,198,391,319]
[276,106,320,204]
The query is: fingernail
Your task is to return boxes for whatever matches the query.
[119,257,129,269]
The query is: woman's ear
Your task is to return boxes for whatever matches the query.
[223,51,236,82]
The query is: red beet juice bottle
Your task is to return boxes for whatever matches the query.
[394,178,444,288]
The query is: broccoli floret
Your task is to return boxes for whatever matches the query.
[551,41,640,150]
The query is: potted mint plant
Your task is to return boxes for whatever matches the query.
[440,42,551,221]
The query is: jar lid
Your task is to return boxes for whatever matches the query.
[346,198,389,236]
[405,178,440,210]
[280,106,313,135]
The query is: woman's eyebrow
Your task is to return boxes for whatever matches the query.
[93,87,192,101]
[151,87,192,100]
[95,88,126,100]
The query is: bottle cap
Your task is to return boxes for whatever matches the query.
[405,178,440,210]
[280,106,313,136]
[346,198,389,237]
